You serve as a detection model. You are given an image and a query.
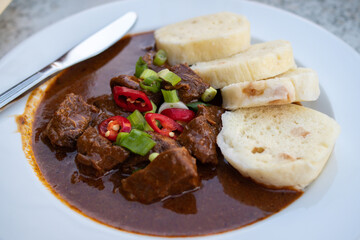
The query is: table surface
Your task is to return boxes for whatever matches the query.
[0,0,359,59]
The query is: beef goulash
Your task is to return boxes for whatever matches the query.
[26,10,341,237]
[31,32,302,237]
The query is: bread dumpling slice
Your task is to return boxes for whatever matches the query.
[217,104,340,190]
[191,40,295,89]
[221,68,320,109]
[155,12,250,65]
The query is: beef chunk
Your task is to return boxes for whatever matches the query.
[76,127,130,177]
[178,105,225,164]
[110,75,140,90]
[178,116,218,165]
[91,112,111,127]
[120,131,181,174]
[148,131,182,153]
[197,105,225,134]
[88,94,130,118]
[88,94,130,126]
[121,147,200,204]
[110,75,162,105]
[163,64,210,103]
[142,50,169,73]
[44,93,99,148]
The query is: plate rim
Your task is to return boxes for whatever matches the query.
[0,0,360,240]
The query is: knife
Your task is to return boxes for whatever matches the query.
[0,11,137,109]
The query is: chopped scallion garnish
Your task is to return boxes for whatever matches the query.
[135,129,152,138]
[140,77,161,93]
[158,69,181,86]
[140,74,162,93]
[127,110,147,130]
[115,132,129,146]
[161,89,179,103]
[144,122,154,131]
[140,81,161,93]
[135,57,148,78]
[120,129,156,156]
[153,49,167,66]
[201,87,217,102]
[143,75,161,85]
[186,101,211,112]
[149,152,160,162]
[140,69,158,80]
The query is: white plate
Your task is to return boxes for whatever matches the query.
[0,0,359,239]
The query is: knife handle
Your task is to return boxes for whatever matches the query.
[0,62,63,109]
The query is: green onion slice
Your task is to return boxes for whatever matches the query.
[143,75,161,84]
[140,80,161,93]
[149,152,160,162]
[144,122,154,132]
[201,87,217,102]
[186,101,211,112]
[158,69,181,86]
[161,89,179,103]
[127,110,147,130]
[135,129,152,138]
[115,132,129,146]
[153,50,167,66]
[140,74,162,93]
[120,129,156,156]
[128,103,156,131]
[135,57,148,78]
[140,69,158,80]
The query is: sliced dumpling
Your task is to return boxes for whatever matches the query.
[217,104,340,190]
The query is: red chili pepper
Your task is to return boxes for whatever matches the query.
[161,108,195,122]
[113,86,153,112]
[98,116,131,141]
[145,113,184,139]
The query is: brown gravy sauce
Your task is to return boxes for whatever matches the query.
[31,32,302,236]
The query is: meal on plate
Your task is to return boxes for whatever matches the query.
[19,12,340,236]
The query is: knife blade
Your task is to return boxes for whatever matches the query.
[0,11,137,109]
